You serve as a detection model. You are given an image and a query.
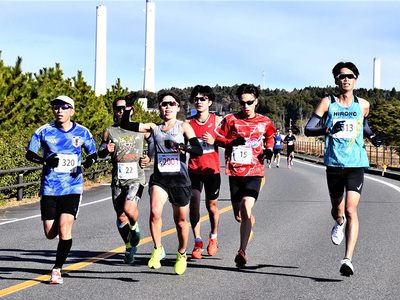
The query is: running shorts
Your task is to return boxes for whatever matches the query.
[189,172,221,200]
[229,176,262,203]
[40,194,82,220]
[273,148,281,155]
[326,167,365,198]
[150,181,192,207]
[287,146,295,155]
[112,183,144,215]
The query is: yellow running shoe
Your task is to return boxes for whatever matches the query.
[174,252,187,275]
[148,245,166,269]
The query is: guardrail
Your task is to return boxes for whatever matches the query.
[293,140,400,169]
[0,158,112,201]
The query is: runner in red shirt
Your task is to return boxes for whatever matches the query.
[187,85,222,259]
[215,84,276,267]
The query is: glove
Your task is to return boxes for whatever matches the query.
[330,120,345,134]
[83,157,95,168]
[165,140,183,151]
[125,93,136,107]
[371,135,383,147]
[44,154,59,168]
[264,149,273,160]
[231,136,246,146]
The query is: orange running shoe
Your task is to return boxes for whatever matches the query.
[207,238,218,256]
[191,240,204,259]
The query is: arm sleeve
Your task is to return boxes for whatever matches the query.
[304,113,328,137]
[98,140,109,158]
[120,109,140,132]
[181,137,203,156]
[363,117,374,138]
[26,150,44,165]
[146,134,155,160]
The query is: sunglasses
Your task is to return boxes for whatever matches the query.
[115,106,125,112]
[53,104,72,110]
[194,96,208,103]
[336,73,357,80]
[160,101,179,107]
[239,100,256,106]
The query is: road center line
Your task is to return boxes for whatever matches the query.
[0,205,233,297]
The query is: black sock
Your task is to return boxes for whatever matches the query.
[54,238,72,269]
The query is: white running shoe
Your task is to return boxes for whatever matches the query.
[331,214,346,245]
[340,258,354,276]
[50,268,63,284]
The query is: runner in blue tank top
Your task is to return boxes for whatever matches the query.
[305,62,382,276]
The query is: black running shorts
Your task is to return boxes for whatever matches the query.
[189,172,221,200]
[40,194,82,220]
[326,167,365,198]
[229,176,262,203]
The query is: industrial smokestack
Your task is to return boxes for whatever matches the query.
[373,57,381,89]
[144,0,156,93]
[95,5,107,96]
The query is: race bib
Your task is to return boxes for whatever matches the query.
[288,141,294,146]
[276,141,281,146]
[118,162,138,180]
[231,146,252,165]
[333,119,357,139]
[54,154,78,173]
[198,138,214,154]
[157,153,181,173]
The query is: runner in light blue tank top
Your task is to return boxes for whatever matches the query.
[323,95,369,168]
[304,62,382,277]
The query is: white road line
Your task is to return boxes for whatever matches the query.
[295,159,400,193]
[0,197,111,226]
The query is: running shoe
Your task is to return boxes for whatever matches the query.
[249,214,255,242]
[290,160,294,166]
[123,247,137,264]
[268,165,271,169]
[276,165,279,168]
[174,252,188,275]
[50,268,63,284]
[288,165,291,169]
[234,250,247,268]
[191,240,204,259]
[331,214,346,245]
[207,238,218,256]
[129,223,141,248]
[340,258,354,276]
[148,245,166,269]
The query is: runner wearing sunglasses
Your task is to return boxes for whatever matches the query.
[215,84,276,267]
[186,85,222,259]
[121,92,203,275]
[305,61,382,276]
[25,95,97,284]
[98,95,152,265]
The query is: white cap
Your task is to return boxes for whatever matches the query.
[50,95,75,109]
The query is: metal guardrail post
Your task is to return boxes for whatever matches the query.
[18,172,24,201]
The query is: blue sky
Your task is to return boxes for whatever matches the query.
[1,0,399,93]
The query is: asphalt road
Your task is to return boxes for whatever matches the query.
[1,155,400,299]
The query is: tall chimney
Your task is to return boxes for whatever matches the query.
[95,5,107,96]
[144,0,156,93]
